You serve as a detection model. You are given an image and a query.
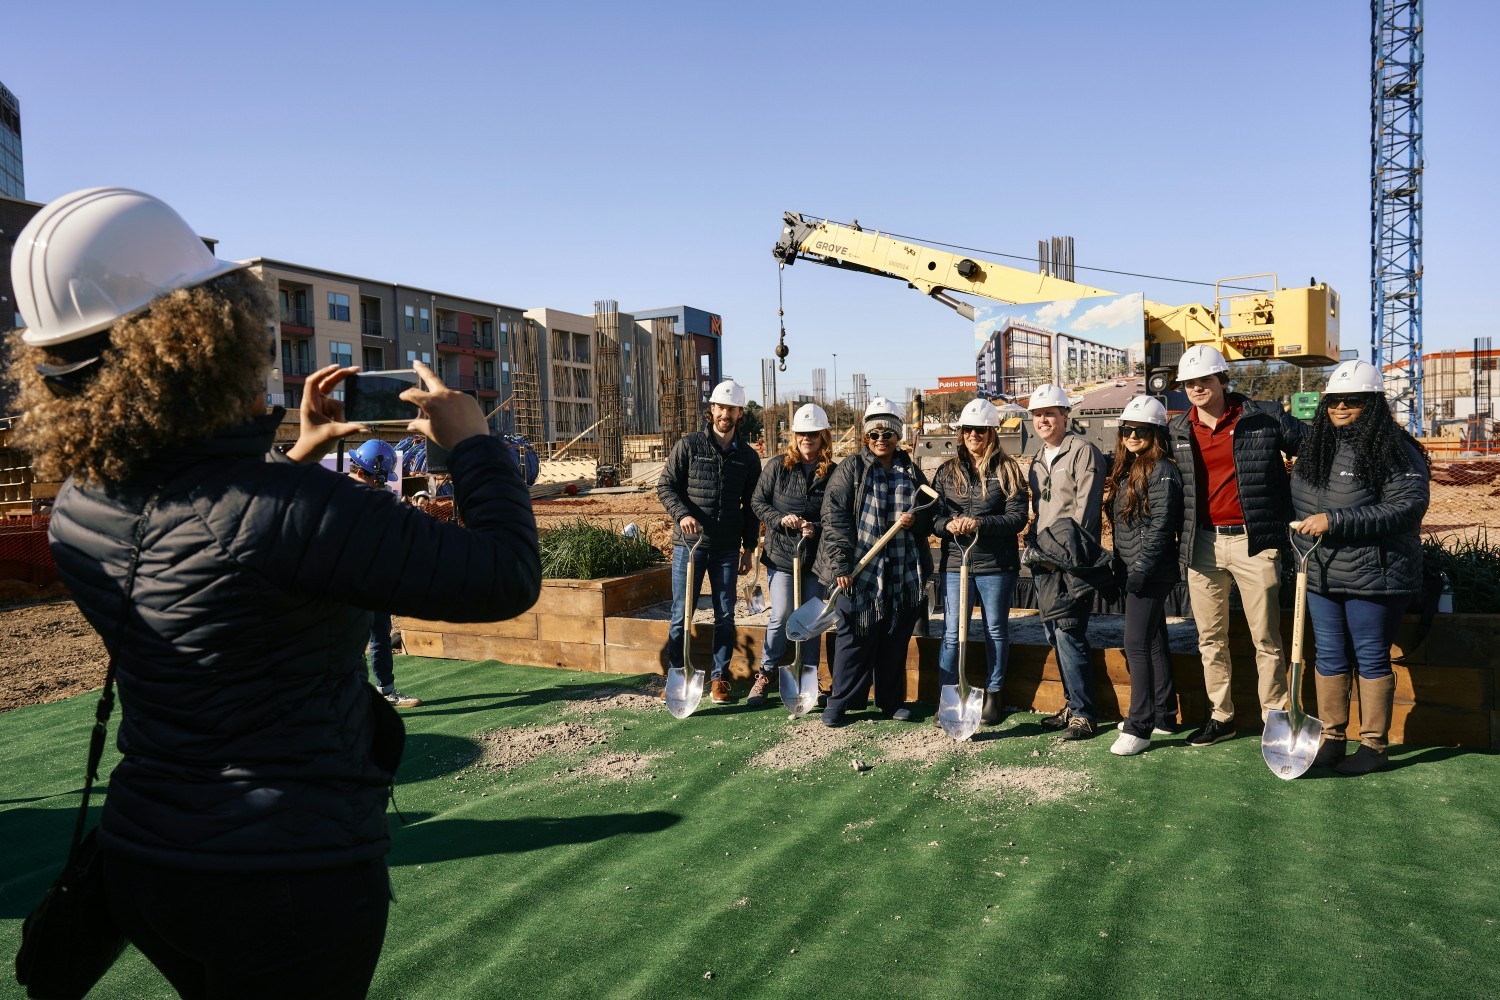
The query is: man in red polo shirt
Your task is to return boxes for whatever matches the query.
[1167,345,1307,747]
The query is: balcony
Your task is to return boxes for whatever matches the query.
[281,307,314,330]
[280,356,313,380]
[436,330,499,356]
[361,318,383,337]
[476,375,497,391]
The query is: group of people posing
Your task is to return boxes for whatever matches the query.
[658,344,1431,777]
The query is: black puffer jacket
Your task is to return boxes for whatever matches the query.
[1109,458,1184,586]
[930,456,1029,576]
[814,448,934,590]
[49,415,540,872]
[751,457,834,572]
[657,430,761,553]
[1290,436,1429,596]
[1168,394,1306,566]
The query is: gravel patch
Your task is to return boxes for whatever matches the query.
[475,722,610,771]
[568,751,669,783]
[748,720,858,770]
[956,764,1092,804]
[563,678,665,716]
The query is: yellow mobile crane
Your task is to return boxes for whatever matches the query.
[771,212,1341,395]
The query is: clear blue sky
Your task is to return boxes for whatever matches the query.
[8,1,1497,402]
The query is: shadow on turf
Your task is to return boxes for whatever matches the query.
[402,684,589,717]
[388,810,681,864]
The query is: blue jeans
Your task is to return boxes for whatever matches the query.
[761,565,824,673]
[367,612,395,691]
[1306,592,1408,680]
[1043,613,1095,720]
[668,545,739,680]
[939,570,1017,691]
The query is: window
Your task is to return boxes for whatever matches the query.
[327,292,350,322]
[500,321,509,346]
[331,341,352,368]
[419,308,430,334]
[405,306,415,332]
[362,347,384,370]
[501,361,511,387]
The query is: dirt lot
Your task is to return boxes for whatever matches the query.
[0,597,107,713]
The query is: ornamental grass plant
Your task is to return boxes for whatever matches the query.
[539,519,663,580]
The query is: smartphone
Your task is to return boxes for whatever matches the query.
[345,369,419,426]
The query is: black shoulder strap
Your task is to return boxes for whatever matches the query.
[68,489,161,858]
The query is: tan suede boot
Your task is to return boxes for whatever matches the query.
[1336,674,1395,776]
[1312,672,1352,769]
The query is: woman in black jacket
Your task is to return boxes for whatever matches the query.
[1292,360,1430,775]
[930,398,1029,725]
[814,397,933,727]
[7,188,541,998]
[1104,395,1183,756]
[748,403,836,705]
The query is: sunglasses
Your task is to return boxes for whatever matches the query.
[1325,394,1368,410]
[959,426,991,435]
[1119,425,1154,439]
[866,430,897,442]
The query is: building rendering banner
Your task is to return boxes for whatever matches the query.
[973,292,1144,398]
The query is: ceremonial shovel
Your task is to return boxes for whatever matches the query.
[1261,523,1324,779]
[664,533,706,719]
[936,531,985,741]
[779,535,820,717]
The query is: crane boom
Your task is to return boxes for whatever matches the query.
[773,212,1340,391]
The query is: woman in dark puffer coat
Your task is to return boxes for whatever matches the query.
[1292,360,1429,775]
[7,188,540,998]
[1104,395,1183,756]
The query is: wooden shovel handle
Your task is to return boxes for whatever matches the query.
[849,485,938,577]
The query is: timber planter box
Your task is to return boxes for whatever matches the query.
[396,564,671,672]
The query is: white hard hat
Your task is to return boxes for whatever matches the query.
[1325,359,1385,395]
[1119,394,1168,426]
[1175,344,1230,382]
[13,187,251,348]
[1026,384,1071,411]
[958,397,1000,427]
[709,379,747,408]
[864,395,903,423]
[791,403,830,432]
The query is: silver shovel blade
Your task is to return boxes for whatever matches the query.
[779,662,820,717]
[936,684,984,741]
[664,667,704,720]
[1261,709,1323,780]
[747,584,768,616]
[785,597,837,643]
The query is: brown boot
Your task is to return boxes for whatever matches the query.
[1336,674,1395,776]
[1312,672,1352,769]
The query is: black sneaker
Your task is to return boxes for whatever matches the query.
[1058,716,1096,741]
[1186,719,1236,746]
[1040,707,1071,730]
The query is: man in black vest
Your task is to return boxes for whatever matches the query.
[658,379,761,704]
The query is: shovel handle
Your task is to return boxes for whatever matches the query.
[849,485,939,578]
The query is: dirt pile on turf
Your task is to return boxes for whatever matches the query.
[564,678,665,716]
[475,722,609,771]
[871,725,986,765]
[569,751,668,782]
[956,764,1091,804]
[749,720,858,770]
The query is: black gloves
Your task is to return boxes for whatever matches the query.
[1126,572,1148,595]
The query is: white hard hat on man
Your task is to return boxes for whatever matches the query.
[1026,384,1071,411]
[12,187,250,347]
[709,379,747,409]
[1174,345,1230,383]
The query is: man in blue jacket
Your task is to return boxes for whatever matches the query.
[657,380,761,704]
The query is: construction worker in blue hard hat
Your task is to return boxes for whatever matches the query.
[348,439,421,708]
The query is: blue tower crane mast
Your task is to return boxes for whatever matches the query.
[1370,0,1424,434]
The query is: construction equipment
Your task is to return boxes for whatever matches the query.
[773,212,1340,394]
[665,533,707,719]
[936,531,984,741]
[1262,523,1324,780]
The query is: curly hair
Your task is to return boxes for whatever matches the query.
[939,428,1023,500]
[1105,425,1173,524]
[5,270,274,484]
[781,428,834,479]
[1293,393,1429,495]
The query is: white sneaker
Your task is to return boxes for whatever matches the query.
[1110,732,1151,756]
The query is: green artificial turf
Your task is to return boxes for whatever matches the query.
[3,658,1498,1000]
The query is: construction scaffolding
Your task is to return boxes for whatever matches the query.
[655,316,698,452]
[509,318,544,443]
[593,300,625,471]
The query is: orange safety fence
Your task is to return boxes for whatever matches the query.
[0,514,56,584]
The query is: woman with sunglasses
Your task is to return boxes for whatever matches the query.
[748,403,837,705]
[930,398,1029,725]
[815,396,934,726]
[1104,396,1183,755]
[1291,359,1430,775]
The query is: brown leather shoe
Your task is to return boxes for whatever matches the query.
[711,679,733,704]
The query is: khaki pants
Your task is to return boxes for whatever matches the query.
[1187,529,1286,722]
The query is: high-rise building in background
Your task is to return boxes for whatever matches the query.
[0,82,23,199]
